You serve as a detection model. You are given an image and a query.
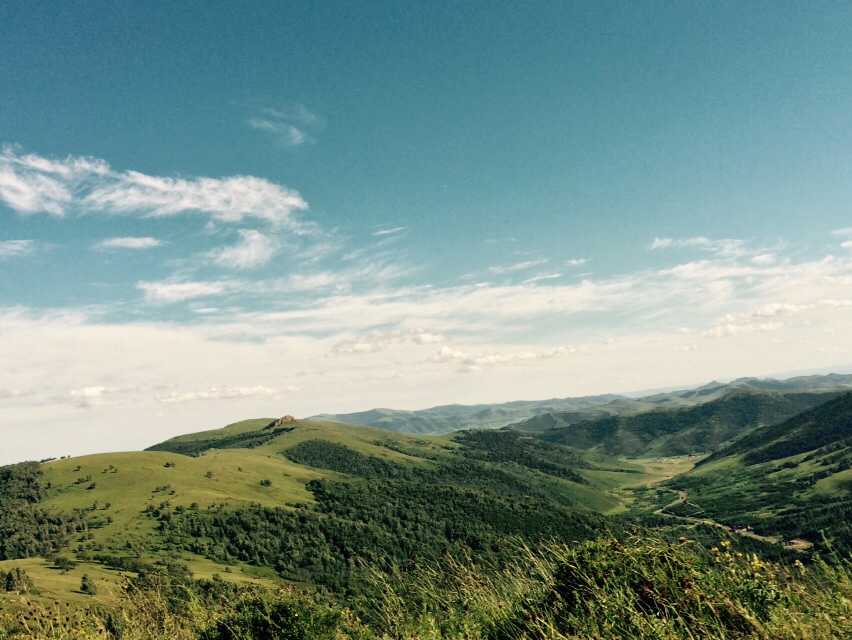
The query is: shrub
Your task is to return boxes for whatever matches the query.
[3,568,34,593]
[80,573,97,595]
[199,589,341,640]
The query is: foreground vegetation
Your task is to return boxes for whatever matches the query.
[1,534,849,639]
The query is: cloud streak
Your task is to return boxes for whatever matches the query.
[650,236,745,257]
[247,104,321,147]
[137,280,232,303]
[0,239,36,259]
[372,226,407,237]
[94,236,161,251]
[0,146,308,226]
[488,258,549,275]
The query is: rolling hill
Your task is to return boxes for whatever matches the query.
[521,390,843,457]
[1,417,655,607]
[664,392,852,551]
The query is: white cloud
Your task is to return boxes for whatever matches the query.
[137,280,231,303]
[156,385,281,404]
[832,227,852,237]
[247,104,321,147]
[0,146,308,226]
[332,328,444,355]
[247,118,310,146]
[703,320,783,338]
[434,344,574,372]
[372,226,406,237]
[842,240,852,250]
[650,236,745,257]
[522,273,562,284]
[751,253,776,265]
[210,229,279,270]
[488,258,548,275]
[0,239,36,259]
[564,258,588,267]
[94,236,161,251]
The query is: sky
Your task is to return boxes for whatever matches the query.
[2,1,852,463]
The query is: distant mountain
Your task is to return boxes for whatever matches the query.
[313,373,852,436]
[310,394,628,434]
[524,390,842,457]
[668,392,852,551]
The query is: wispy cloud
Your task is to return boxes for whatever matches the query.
[210,229,279,270]
[137,280,231,303]
[0,146,308,226]
[94,236,161,251]
[156,385,283,404]
[0,239,36,259]
[433,344,574,373]
[564,258,588,267]
[650,236,745,257]
[372,226,406,237]
[332,328,443,355]
[247,104,321,147]
[522,273,562,284]
[832,227,852,237]
[488,258,548,275]
[750,253,776,265]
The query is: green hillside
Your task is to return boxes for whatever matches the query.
[524,390,839,457]
[1,417,655,610]
[662,392,852,552]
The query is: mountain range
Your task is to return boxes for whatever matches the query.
[313,373,852,435]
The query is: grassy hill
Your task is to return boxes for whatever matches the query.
[663,392,852,551]
[523,390,841,457]
[1,417,659,610]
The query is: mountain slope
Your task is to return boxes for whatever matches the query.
[700,391,852,466]
[525,391,840,457]
[665,392,852,551]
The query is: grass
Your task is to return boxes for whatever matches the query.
[0,558,125,608]
[2,535,849,639]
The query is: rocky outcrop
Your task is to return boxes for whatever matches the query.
[268,415,297,428]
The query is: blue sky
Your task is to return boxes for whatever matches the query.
[2,1,852,462]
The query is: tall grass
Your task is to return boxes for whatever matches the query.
[1,535,849,639]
